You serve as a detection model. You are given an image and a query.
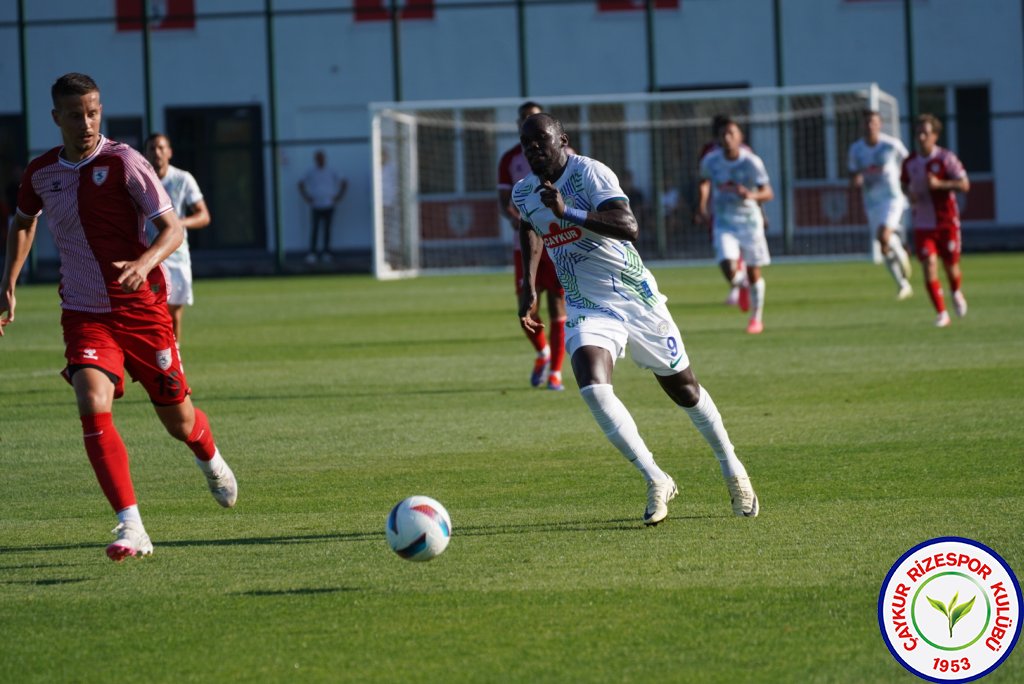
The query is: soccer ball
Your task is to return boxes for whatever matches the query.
[385,495,452,562]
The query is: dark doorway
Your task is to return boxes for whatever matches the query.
[165,105,266,250]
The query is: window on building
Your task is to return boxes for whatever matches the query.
[915,83,991,173]
[955,86,991,173]
[106,116,144,151]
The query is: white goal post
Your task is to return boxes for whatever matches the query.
[371,83,900,279]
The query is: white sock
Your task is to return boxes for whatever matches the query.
[580,384,668,483]
[538,345,550,360]
[887,234,911,283]
[116,505,144,528]
[195,448,225,475]
[749,278,766,322]
[681,386,748,479]
[731,270,747,287]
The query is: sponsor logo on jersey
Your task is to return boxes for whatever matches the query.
[543,225,582,248]
[929,161,943,175]
[155,348,173,371]
[92,167,109,186]
[82,348,99,361]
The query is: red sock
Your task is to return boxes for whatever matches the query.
[950,272,962,293]
[186,408,217,461]
[549,317,566,373]
[926,280,946,313]
[525,326,548,355]
[81,413,136,512]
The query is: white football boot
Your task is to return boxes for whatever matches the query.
[106,522,153,562]
[201,460,238,508]
[643,476,678,526]
[726,476,759,517]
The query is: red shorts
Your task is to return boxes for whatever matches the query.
[60,304,190,406]
[513,248,564,296]
[914,226,961,265]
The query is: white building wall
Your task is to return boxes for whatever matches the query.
[2,0,1021,259]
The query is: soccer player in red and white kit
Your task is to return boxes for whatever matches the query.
[498,101,567,391]
[0,73,237,561]
[901,114,971,327]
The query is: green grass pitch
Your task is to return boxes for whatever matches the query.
[1,254,1021,683]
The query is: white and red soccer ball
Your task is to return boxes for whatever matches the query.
[386,495,451,561]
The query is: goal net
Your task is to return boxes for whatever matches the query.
[371,84,900,279]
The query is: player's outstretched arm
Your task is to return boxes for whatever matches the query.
[0,213,39,336]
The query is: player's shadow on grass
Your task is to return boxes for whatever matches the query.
[0,530,381,556]
[236,587,361,597]
[455,515,709,537]
[0,517,712,557]
[1,577,91,586]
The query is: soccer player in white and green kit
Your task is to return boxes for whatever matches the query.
[698,118,774,334]
[513,113,759,524]
[848,110,913,299]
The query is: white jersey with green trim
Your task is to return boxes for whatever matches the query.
[511,154,667,323]
[146,164,203,271]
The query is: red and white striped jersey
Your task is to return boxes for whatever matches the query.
[17,136,174,313]
[497,144,533,191]
[901,147,967,230]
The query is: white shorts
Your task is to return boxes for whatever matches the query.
[866,199,906,232]
[565,303,690,376]
[713,226,771,267]
[164,263,194,306]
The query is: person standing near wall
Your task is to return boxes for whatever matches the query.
[299,149,347,264]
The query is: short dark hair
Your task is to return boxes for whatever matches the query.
[917,113,943,135]
[524,112,564,137]
[711,114,732,136]
[863,109,881,121]
[144,132,169,148]
[51,73,99,108]
[518,101,543,120]
[714,116,739,137]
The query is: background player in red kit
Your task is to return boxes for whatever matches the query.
[0,73,237,561]
[901,114,971,327]
[498,101,567,391]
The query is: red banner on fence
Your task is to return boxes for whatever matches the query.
[116,0,195,31]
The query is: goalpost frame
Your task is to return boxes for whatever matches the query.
[370,83,898,279]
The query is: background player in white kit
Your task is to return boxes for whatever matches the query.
[513,113,758,524]
[144,133,211,345]
[697,118,774,334]
[848,110,913,300]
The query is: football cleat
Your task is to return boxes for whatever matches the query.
[643,476,678,526]
[953,291,968,318]
[530,355,550,388]
[897,283,913,300]
[746,319,764,335]
[203,461,238,508]
[935,311,951,328]
[726,476,759,517]
[546,373,564,391]
[106,523,153,562]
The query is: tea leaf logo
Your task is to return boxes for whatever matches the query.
[927,592,977,638]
